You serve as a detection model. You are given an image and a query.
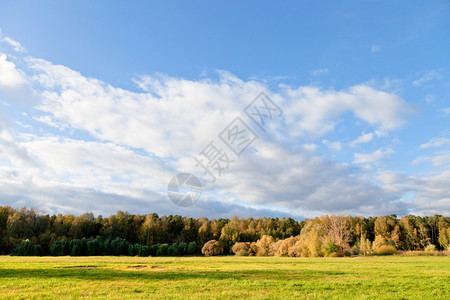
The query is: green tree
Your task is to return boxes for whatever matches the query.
[187,241,197,254]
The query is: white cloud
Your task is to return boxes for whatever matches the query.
[322,139,342,151]
[412,151,450,168]
[21,136,172,190]
[429,151,450,167]
[284,85,413,138]
[376,170,406,185]
[0,54,35,104]
[420,137,450,149]
[349,132,374,146]
[310,68,328,76]
[28,58,265,159]
[413,69,443,86]
[0,129,39,169]
[210,143,407,216]
[2,37,26,53]
[347,85,413,129]
[301,143,318,151]
[24,56,414,157]
[0,29,26,52]
[32,115,64,129]
[411,170,450,216]
[0,54,27,89]
[353,148,393,164]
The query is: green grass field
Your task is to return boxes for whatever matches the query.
[0,256,449,299]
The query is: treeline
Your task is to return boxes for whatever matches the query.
[227,215,450,257]
[0,206,449,256]
[0,206,302,255]
[11,237,197,257]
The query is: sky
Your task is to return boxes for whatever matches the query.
[0,1,449,219]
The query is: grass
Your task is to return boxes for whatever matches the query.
[0,255,449,299]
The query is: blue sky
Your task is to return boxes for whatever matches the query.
[0,1,449,218]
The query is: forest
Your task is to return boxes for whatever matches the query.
[1,206,449,257]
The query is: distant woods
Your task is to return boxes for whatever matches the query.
[0,206,449,257]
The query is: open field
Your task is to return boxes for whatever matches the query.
[0,256,449,299]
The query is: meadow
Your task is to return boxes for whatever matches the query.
[0,256,449,299]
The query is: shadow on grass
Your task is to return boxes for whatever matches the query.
[0,267,347,282]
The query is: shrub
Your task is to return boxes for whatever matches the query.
[137,245,150,257]
[201,240,223,256]
[285,242,300,257]
[374,245,397,255]
[361,238,373,255]
[103,239,112,255]
[50,240,69,256]
[129,244,150,257]
[71,245,81,256]
[372,235,396,255]
[168,244,180,256]
[178,242,187,255]
[425,244,436,252]
[69,239,86,256]
[351,242,361,255]
[187,242,197,254]
[372,235,387,252]
[275,237,297,257]
[272,240,284,256]
[32,244,44,256]
[110,237,130,256]
[255,235,275,256]
[149,244,160,256]
[87,237,104,256]
[329,249,352,257]
[128,244,137,256]
[300,227,323,257]
[11,240,43,256]
[156,244,169,256]
[248,242,258,256]
[323,242,341,257]
[232,242,250,256]
[12,240,33,256]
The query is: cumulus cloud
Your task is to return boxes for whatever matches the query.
[206,142,408,217]
[420,137,450,149]
[353,148,393,164]
[0,54,27,89]
[0,53,36,103]
[0,129,39,169]
[374,166,450,216]
[412,151,450,168]
[28,58,265,159]
[322,140,342,151]
[283,84,413,138]
[349,132,375,146]
[411,170,450,216]
[0,42,431,217]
